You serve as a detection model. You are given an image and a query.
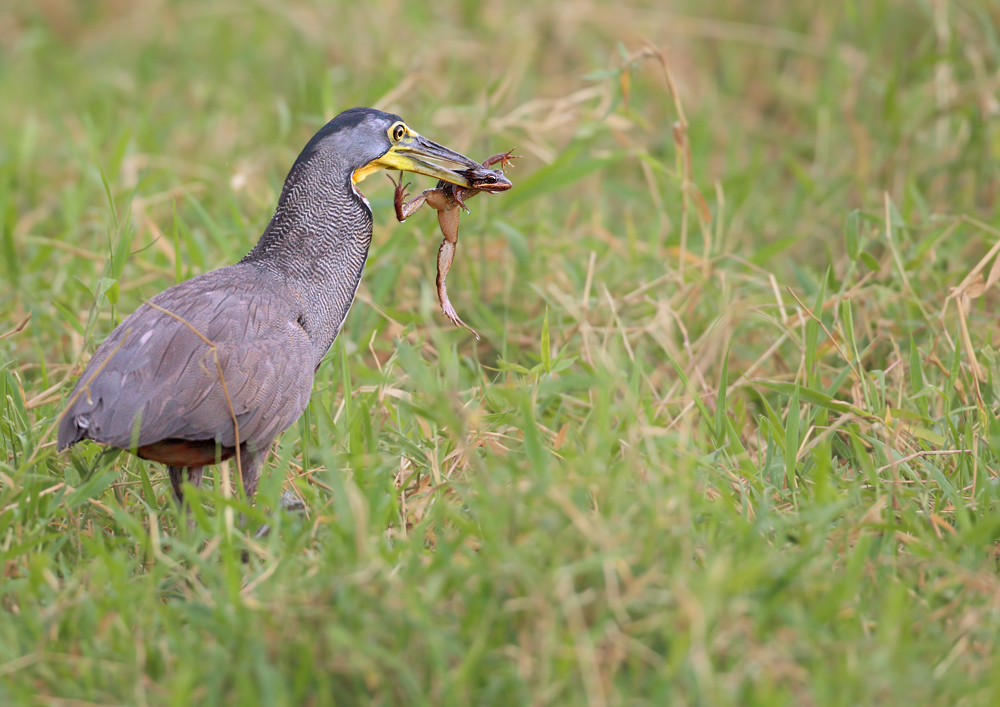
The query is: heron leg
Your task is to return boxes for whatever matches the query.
[168,465,204,506]
[236,444,269,499]
[253,489,307,539]
[241,445,308,539]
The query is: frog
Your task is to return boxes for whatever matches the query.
[389,149,518,339]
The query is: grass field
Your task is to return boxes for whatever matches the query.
[3,0,1000,704]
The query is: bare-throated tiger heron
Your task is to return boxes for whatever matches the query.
[58,108,481,506]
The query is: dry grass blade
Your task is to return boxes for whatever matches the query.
[1,312,32,340]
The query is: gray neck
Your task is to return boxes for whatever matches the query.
[241,154,373,366]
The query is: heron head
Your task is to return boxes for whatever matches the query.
[306,108,478,189]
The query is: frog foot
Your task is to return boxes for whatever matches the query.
[454,189,471,215]
[484,149,520,172]
[441,298,479,340]
[388,171,411,221]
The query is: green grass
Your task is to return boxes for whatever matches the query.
[3,0,1000,704]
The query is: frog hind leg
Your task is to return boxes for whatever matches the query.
[436,208,479,340]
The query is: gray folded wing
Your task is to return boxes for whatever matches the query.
[58,266,314,454]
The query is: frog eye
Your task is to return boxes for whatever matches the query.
[391,123,406,141]
[484,174,498,184]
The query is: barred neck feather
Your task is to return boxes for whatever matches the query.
[241,143,374,365]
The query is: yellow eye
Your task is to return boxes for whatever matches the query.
[391,124,406,141]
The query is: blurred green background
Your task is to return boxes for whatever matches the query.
[3,1,1000,705]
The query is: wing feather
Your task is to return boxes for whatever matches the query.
[58,266,314,454]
